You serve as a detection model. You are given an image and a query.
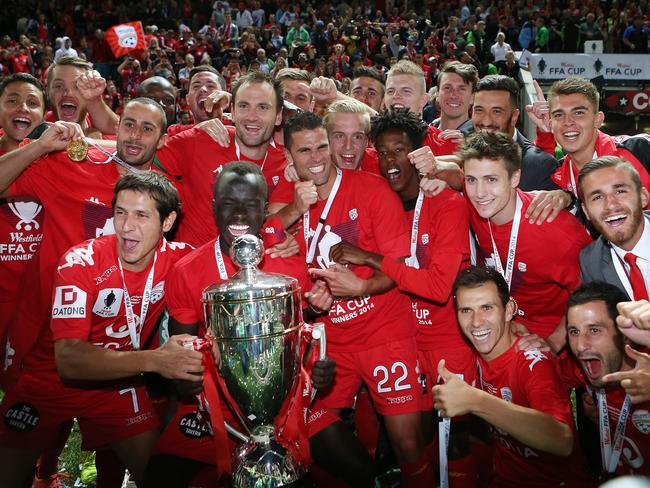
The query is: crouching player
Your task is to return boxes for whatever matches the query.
[0,172,201,487]
[433,266,595,487]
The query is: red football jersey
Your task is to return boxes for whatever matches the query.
[166,237,310,331]
[478,343,594,487]
[469,189,591,337]
[381,188,471,348]
[270,169,414,351]
[560,355,650,477]
[423,124,459,157]
[24,235,192,381]
[157,126,287,247]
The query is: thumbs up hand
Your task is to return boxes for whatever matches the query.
[602,345,650,404]
[431,359,477,417]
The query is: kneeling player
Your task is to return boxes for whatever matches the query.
[434,266,594,487]
[0,172,201,487]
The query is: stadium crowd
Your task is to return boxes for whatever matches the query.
[0,1,650,488]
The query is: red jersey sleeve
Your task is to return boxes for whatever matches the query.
[156,126,203,178]
[165,260,202,326]
[533,130,557,156]
[50,249,96,341]
[269,178,295,205]
[381,192,470,303]
[424,125,459,156]
[517,349,575,426]
[366,180,410,259]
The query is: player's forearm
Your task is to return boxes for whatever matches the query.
[55,339,158,381]
[0,140,49,196]
[361,270,395,295]
[472,390,574,456]
[268,201,302,229]
[85,98,119,135]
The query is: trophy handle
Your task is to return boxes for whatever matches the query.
[311,323,327,403]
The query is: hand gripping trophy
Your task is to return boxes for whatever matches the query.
[203,234,325,487]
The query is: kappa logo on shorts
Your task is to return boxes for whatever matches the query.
[179,411,212,439]
[633,410,650,434]
[4,402,40,432]
[52,285,87,319]
[92,288,123,317]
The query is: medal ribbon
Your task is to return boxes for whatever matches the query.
[405,190,424,269]
[84,137,143,174]
[234,137,274,171]
[487,194,523,290]
[597,389,632,474]
[214,238,229,281]
[117,252,157,350]
[304,168,343,264]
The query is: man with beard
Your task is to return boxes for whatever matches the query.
[0,171,199,487]
[579,156,649,301]
[561,281,650,477]
[349,66,385,113]
[144,162,333,486]
[156,71,287,247]
[0,98,169,395]
[137,76,177,129]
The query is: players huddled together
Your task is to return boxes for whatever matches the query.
[0,53,649,488]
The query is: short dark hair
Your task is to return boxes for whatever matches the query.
[453,266,510,308]
[352,66,385,91]
[283,111,324,149]
[476,75,519,108]
[214,161,268,200]
[112,171,180,223]
[189,65,226,90]
[438,60,479,92]
[568,282,628,324]
[232,71,283,115]
[579,155,642,194]
[0,73,46,107]
[47,56,93,89]
[549,76,599,112]
[121,97,167,134]
[456,131,522,176]
[370,108,428,148]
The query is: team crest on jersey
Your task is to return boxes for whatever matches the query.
[272,175,279,186]
[150,281,165,304]
[421,234,429,245]
[349,208,358,220]
[500,387,512,403]
[633,410,650,434]
[92,288,123,318]
[517,262,527,272]
[4,402,40,432]
[52,286,87,319]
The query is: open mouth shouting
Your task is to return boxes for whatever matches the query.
[11,116,34,133]
[58,98,79,121]
[578,354,603,382]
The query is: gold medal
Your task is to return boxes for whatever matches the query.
[67,140,88,162]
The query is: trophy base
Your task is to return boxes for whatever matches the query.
[232,425,306,488]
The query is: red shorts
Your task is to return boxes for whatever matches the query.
[0,374,159,450]
[155,397,242,466]
[309,336,422,436]
[417,345,477,411]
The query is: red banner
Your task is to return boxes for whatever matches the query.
[605,90,650,113]
[105,21,146,58]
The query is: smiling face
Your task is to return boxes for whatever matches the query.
[0,80,45,144]
[456,282,515,360]
[327,112,369,170]
[437,71,473,122]
[350,76,384,112]
[280,78,312,112]
[549,93,603,166]
[463,157,520,225]
[285,127,334,188]
[116,102,166,169]
[581,165,649,251]
[385,74,427,115]
[472,90,519,136]
[48,64,89,123]
[213,172,267,252]
[376,128,420,200]
[114,189,175,272]
[187,71,223,122]
[232,81,282,151]
[567,300,624,388]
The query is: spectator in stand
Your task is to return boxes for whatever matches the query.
[499,50,520,81]
[235,5,254,30]
[534,16,550,53]
[580,13,601,50]
[518,18,536,51]
[54,36,77,62]
[623,15,650,54]
[217,11,239,49]
[490,32,511,69]
[178,54,194,91]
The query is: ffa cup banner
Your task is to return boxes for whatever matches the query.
[605,90,650,114]
[529,54,650,81]
[106,21,146,57]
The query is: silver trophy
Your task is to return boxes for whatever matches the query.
[203,234,322,487]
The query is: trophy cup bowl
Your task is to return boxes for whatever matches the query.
[202,235,306,487]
